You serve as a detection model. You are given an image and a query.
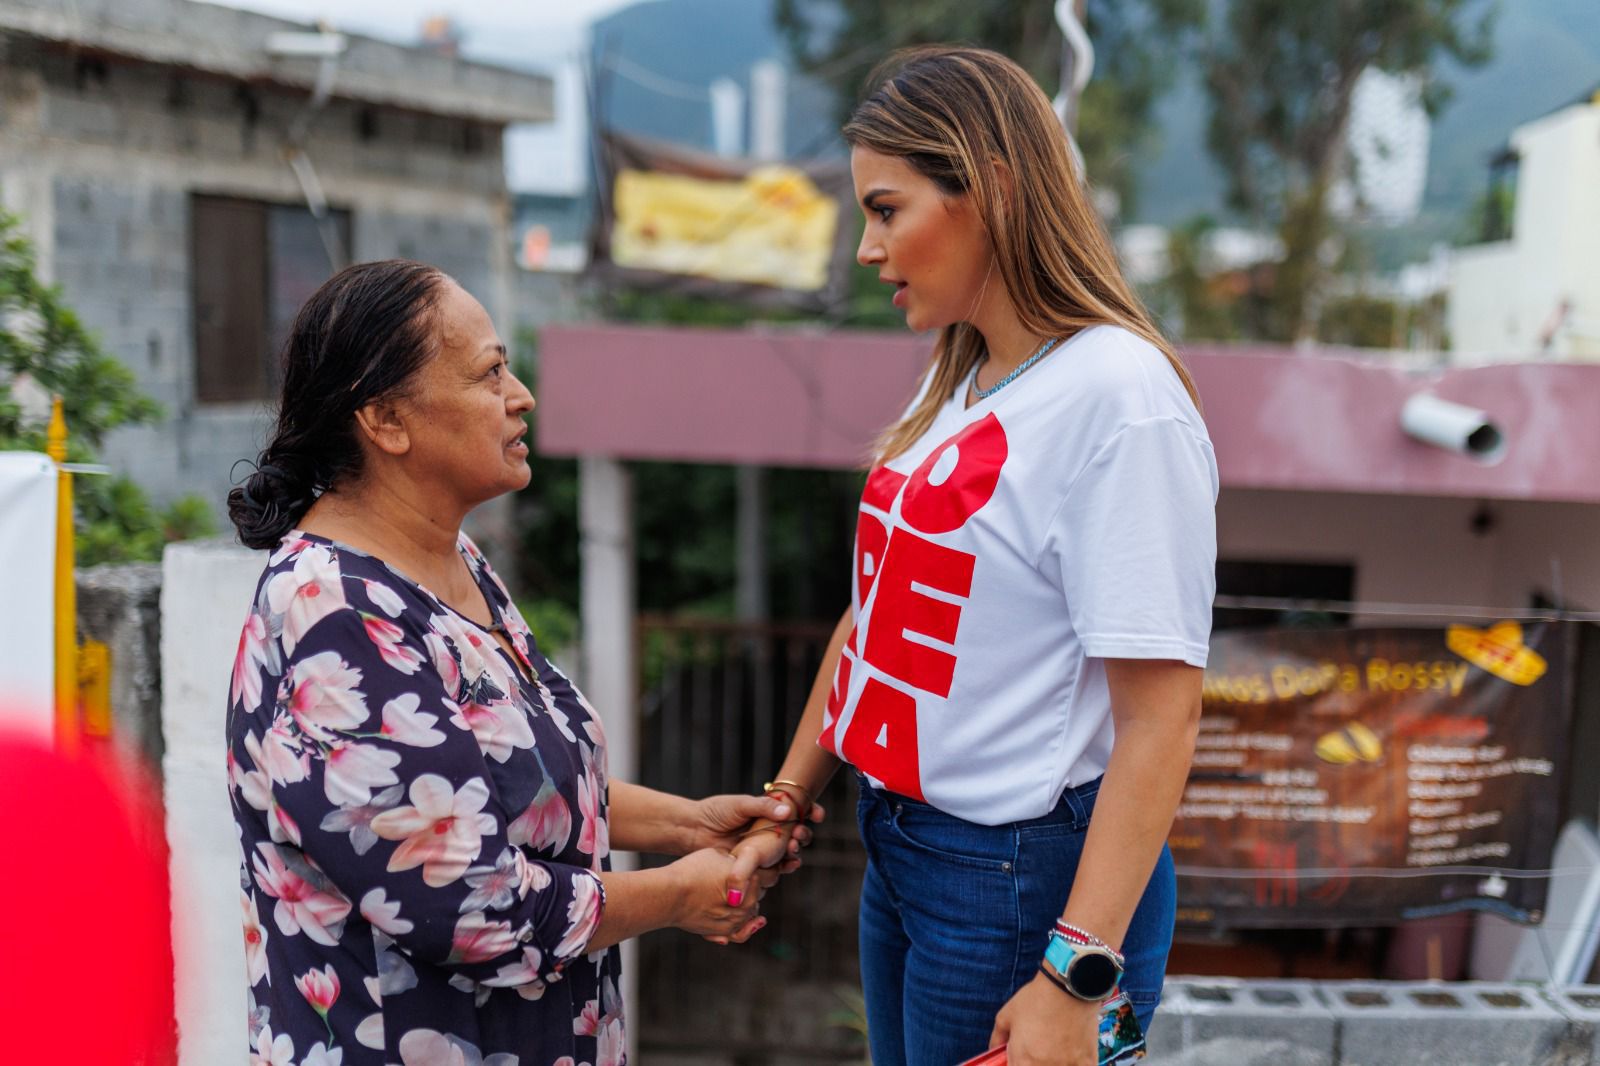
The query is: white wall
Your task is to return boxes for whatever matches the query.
[161,539,265,1066]
[1448,102,1600,361]
[1218,489,1498,613]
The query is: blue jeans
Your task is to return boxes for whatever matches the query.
[855,777,1176,1066]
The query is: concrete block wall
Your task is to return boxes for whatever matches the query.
[76,561,164,769]
[1,36,521,517]
[1151,979,1600,1066]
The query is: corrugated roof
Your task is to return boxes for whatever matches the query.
[0,0,553,125]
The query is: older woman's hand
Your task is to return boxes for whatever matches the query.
[688,792,825,872]
[664,847,766,942]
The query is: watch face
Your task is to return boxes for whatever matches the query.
[1067,951,1120,999]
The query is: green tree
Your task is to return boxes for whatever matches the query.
[774,0,1205,217]
[1196,0,1493,341]
[0,210,214,564]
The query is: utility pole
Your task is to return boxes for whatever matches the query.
[734,60,785,627]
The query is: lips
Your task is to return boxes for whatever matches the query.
[880,275,908,308]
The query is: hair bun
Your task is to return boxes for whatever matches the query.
[227,458,317,550]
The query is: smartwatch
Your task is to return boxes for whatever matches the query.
[1042,931,1123,1001]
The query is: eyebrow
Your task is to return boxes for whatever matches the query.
[481,342,507,359]
[861,188,897,209]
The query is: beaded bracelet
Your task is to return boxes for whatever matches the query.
[1053,920,1125,967]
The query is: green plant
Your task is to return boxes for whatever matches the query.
[0,209,214,563]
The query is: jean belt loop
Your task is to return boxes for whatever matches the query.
[1060,781,1089,829]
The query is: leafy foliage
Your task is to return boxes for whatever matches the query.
[1195,0,1494,340]
[774,0,1205,216]
[0,210,214,564]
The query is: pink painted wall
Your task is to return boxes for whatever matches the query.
[538,324,1600,505]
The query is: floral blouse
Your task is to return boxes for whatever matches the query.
[228,531,623,1066]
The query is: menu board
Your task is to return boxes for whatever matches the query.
[1172,622,1570,927]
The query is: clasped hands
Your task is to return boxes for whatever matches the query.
[670,788,824,946]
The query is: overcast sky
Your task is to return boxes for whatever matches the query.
[200,0,649,192]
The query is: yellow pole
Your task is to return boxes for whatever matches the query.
[47,396,80,752]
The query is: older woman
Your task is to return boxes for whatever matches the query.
[226,260,811,1066]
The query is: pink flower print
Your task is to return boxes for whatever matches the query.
[364,614,423,674]
[370,775,495,888]
[424,631,462,698]
[231,610,276,709]
[356,1012,384,1051]
[553,873,602,960]
[447,910,518,965]
[302,1043,343,1066]
[359,887,414,936]
[295,963,340,1016]
[363,578,406,618]
[269,535,312,567]
[251,843,352,946]
[322,740,401,806]
[319,783,401,856]
[449,698,535,763]
[233,756,302,846]
[575,761,609,862]
[377,694,446,748]
[574,996,601,1037]
[482,945,544,990]
[459,847,532,913]
[247,720,308,786]
[507,768,573,854]
[265,544,347,653]
[398,1029,502,1066]
[597,1016,626,1066]
[241,890,269,987]
[250,1024,295,1066]
[285,651,368,742]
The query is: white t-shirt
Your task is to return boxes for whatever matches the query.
[819,325,1218,825]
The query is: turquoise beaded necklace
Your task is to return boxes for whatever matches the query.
[973,335,1063,399]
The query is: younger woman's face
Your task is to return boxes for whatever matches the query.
[851,146,993,333]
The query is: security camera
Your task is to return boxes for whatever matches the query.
[1400,392,1506,464]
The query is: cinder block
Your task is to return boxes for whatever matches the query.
[1544,985,1600,1060]
[1148,978,1334,1066]
[1326,980,1568,1066]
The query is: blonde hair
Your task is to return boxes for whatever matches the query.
[845,46,1200,462]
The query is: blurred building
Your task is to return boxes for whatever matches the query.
[0,0,553,513]
[1448,88,1600,362]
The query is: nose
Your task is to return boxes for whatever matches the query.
[507,367,535,416]
[857,227,884,268]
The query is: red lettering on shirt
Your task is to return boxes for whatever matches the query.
[818,652,852,755]
[862,528,975,699]
[854,512,890,610]
[862,464,908,513]
[840,676,924,801]
[899,414,1008,535]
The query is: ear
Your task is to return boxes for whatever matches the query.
[353,398,411,458]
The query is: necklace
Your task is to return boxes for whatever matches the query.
[973,335,1062,399]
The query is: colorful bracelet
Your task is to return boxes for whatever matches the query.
[1053,920,1125,967]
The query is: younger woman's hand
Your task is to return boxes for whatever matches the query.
[665,848,764,942]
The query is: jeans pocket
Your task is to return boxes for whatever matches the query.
[888,804,1015,871]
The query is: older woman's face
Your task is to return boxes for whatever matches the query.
[401,280,535,505]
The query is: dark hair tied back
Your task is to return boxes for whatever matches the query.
[228,259,446,549]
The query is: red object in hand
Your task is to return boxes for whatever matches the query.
[959,1048,1009,1065]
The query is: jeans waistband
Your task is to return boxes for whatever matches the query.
[855,772,1103,830]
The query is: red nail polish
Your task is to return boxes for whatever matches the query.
[726,889,744,907]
